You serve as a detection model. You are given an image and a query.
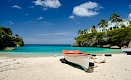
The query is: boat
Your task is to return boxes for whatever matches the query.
[62,50,91,71]
[121,48,131,55]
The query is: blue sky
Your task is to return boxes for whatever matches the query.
[0,0,131,44]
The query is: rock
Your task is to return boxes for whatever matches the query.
[94,56,106,63]
[102,44,111,48]
[128,41,131,48]
[105,54,112,56]
[110,45,120,49]
[87,66,94,73]
[16,44,20,47]
[4,47,15,50]
[71,43,79,47]
[84,37,97,46]
[97,45,101,47]
[91,54,96,56]
[54,54,57,57]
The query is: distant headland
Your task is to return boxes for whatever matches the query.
[72,12,131,48]
[0,26,24,50]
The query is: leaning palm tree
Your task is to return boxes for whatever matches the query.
[78,30,81,35]
[109,12,122,22]
[78,30,84,35]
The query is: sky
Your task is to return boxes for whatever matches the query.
[0,0,131,44]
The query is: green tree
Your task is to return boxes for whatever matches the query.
[4,28,12,36]
[0,26,24,49]
[98,19,107,28]
[15,34,19,38]
[91,25,97,33]
[109,12,122,22]
[83,29,88,34]
[7,28,12,36]
[129,21,131,26]
[107,27,131,46]
[78,30,81,35]
[81,31,84,35]
[121,24,126,28]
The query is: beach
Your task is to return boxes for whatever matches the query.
[0,53,131,80]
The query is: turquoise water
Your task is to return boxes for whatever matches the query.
[0,44,123,56]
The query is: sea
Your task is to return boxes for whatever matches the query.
[0,44,123,57]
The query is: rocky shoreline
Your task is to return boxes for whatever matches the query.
[72,41,131,49]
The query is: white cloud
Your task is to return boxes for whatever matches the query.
[28,6,34,9]
[42,8,48,11]
[71,1,102,17]
[8,21,14,24]
[25,14,28,16]
[37,16,44,20]
[33,0,42,5]
[76,22,81,24]
[37,32,74,36]
[33,0,61,8]
[69,15,75,19]
[42,22,54,26]
[128,13,131,20]
[12,5,21,9]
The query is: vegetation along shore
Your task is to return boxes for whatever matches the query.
[0,26,24,50]
[72,13,131,48]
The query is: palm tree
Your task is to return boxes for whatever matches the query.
[91,25,97,33]
[78,30,84,35]
[80,31,84,35]
[78,30,81,35]
[15,34,19,38]
[83,29,88,34]
[74,37,77,40]
[98,19,109,41]
[109,12,122,22]
[98,19,107,28]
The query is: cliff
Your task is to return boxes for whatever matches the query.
[0,26,24,50]
[73,27,131,48]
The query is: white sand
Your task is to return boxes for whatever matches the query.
[0,54,131,80]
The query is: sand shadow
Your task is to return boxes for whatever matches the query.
[60,58,94,73]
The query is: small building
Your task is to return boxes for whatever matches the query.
[87,28,92,33]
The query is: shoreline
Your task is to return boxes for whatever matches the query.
[0,52,126,58]
[0,52,124,57]
[0,52,124,58]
